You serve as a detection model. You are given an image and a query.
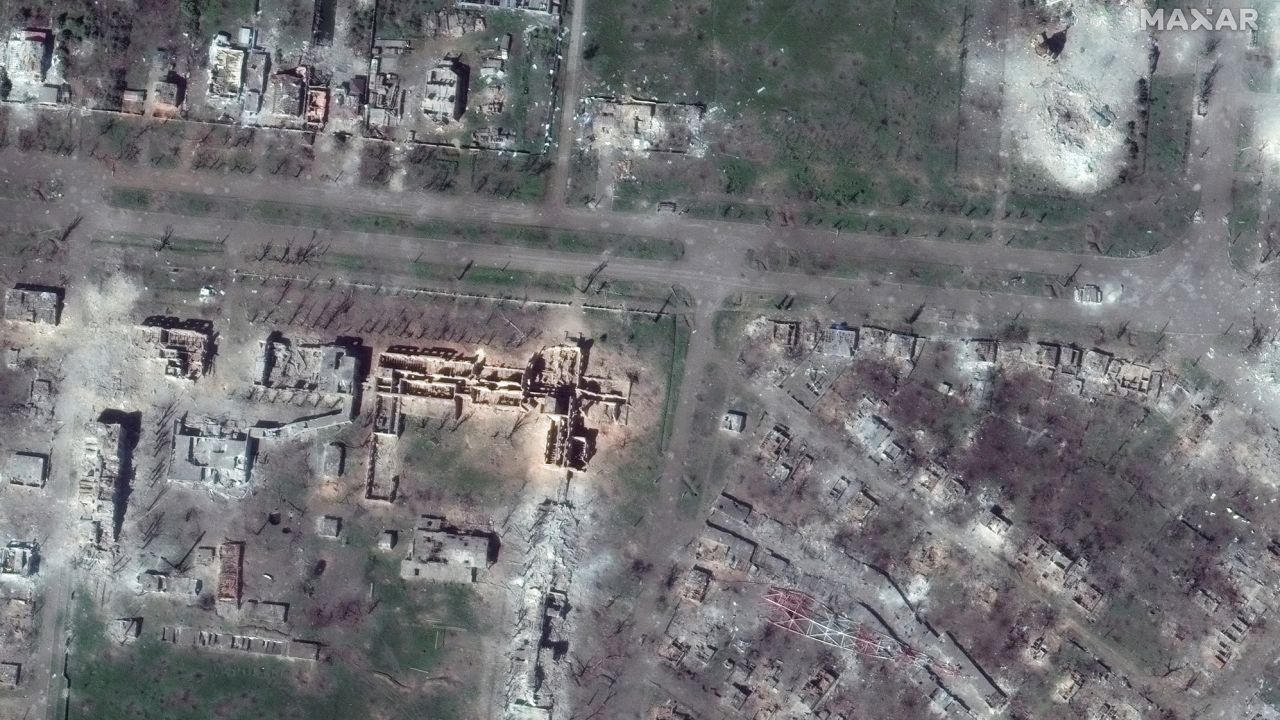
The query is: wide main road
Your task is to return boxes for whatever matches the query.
[0,134,1267,346]
[0,19,1270,367]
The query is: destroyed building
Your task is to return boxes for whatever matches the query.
[317,515,342,538]
[322,442,345,477]
[475,37,511,119]
[153,77,183,111]
[400,516,495,583]
[529,343,617,470]
[3,29,51,101]
[4,29,49,81]
[3,285,62,325]
[169,418,255,490]
[305,87,328,127]
[312,0,336,44]
[456,0,559,16]
[814,325,859,357]
[258,336,361,395]
[0,542,37,576]
[374,341,628,471]
[364,433,399,502]
[216,541,244,605]
[242,599,290,625]
[121,88,147,113]
[0,662,19,689]
[138,317,215,380]
[1074,284,1104,303]
[163,625,321,662]
[422,59,469,123]
[207,34,247,98]
[78,412,139,546]
[587,97,706,155]
[243,50,269,112]
[138,570,202,596]
[721,410,746,433]
[367,39,410,127]
[269,70,306,116]
[4,452,48,488]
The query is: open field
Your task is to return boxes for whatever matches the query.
[576,0,1205,257]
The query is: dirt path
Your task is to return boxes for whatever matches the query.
[546,0,589,207]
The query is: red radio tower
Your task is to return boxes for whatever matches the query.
[761,586,961,676]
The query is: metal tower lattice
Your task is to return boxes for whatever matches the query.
[761,586,960,676]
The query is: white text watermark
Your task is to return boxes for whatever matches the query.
[1141,7,1258,31]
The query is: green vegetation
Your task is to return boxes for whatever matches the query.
[93,233,223,255]
[657,317,691,452]
[588,311,691,525]
[195,0,258,36]
[586,0,965,211]
[1097,594,1178,675]
[375,0,451,38]
[500,26,561,148]
[402,429,500,501]
[363,554,479,679]
[148,122,188,169]
[1095,189,1200,258]
[1144,76,1194,178]
[460,265,576,294]
[105,187,685,261]
[584,0,1202,256]
[750,244,1063,297]
[70,593,466,720]
[1177,357,1219,393]
[684,200,773,224]
[720,157,760,196]
[1006,193,1089,227]
[319,254,675,306]
[107,187,153,210]
[612,177,693,212]
[1229,179,1265,270]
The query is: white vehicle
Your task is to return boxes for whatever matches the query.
[1073,284,1103,304]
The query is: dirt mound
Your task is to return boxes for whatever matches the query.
[1000,0,1152,193]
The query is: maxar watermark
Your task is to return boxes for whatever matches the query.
[1141,7,1258,31]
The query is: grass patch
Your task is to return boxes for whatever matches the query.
[1095,189,1199,257]
[720,156,760,195]
[70,591,466,720]
[1006,193,1089,227]
[363,553,479,679]
[1144,75,1194,178]
[401,428,499,502]
[1177,357,1217,393]
[1229,178,1265,270]
[461,265,577,294]
[588,311,692,526]
[586,0,963,206]
[94,233,223,255]
[322,253,371,272]
[1097,593,1177,675]
[106,187,685,261]
[751,244,1063,297]
[107,186,154,210]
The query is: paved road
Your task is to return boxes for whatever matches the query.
[0,138,1261,345]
